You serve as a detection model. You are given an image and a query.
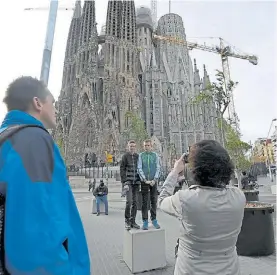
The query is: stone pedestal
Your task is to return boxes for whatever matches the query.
[123,226,166,273]
[91,197,105,214]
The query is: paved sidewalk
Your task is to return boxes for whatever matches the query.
[78,200,276,275]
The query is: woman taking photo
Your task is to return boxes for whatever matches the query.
[158,140,246,275]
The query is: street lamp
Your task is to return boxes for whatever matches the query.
[24,1,75,86]
[266,118,277,182]
[40,0,59,86]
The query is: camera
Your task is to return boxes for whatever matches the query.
[183,153,189,164]
[183,147,190,164]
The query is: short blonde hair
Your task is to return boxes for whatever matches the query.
[144,139,152,144]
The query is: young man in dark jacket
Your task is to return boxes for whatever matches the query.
[93,180,108,216]
[120,140,140,230]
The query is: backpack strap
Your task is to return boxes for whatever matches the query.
[0,124,48,275]
[0,124,48,147]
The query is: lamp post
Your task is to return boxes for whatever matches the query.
[24,2,74,86]
[40,0,59,86]
[266,118,277,182]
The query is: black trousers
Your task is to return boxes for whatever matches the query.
[141,182,157,221]
[125,183,139,223]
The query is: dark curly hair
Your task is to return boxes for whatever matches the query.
[188,140,234,188]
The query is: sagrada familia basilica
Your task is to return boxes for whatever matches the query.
[55,0,221,167]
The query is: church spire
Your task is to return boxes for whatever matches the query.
[73,0,81,19]
[106,1,122,38]
[64,1,82,60]
[193,59,201,86]
[62,0,82,88]
[150,48,157,68]
[80,0,97,46]
[202,64,211,89]
[120,0,136,43]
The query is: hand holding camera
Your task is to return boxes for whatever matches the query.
[173,153,187,174]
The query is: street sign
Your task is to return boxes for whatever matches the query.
[106,154,113,163]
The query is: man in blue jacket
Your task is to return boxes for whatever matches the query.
[0,77,90,274]
[138,139,161,230]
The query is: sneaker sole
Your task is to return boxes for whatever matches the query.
[131,225,140,229]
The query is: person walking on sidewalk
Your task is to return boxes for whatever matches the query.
[138,139,161,230]
[120,140,141,230]
[93,180,108,216]
[0,76,90,275]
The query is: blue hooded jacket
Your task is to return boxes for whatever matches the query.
[0,111,90,275]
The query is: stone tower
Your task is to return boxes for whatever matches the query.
[136,6,154,135]
[102,0,122,155]
[56,0,82,156]
[119,0,139,135]
[193,59,205,143]
[137,6,164,139]
[57,0,101,166]
[156,13,190,155]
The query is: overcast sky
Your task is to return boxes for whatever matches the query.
[0,0,276,142]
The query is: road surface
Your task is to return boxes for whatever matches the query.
[73,176,276,275]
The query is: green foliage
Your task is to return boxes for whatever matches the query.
[192,89,213,104]
[123,111,149,147]
[236,155,252,171]
[193,70,238,116]
[222,119,251,170]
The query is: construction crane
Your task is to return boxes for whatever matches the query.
[152,34,258,129]
[150,0,258,129]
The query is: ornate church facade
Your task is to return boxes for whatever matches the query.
[54,0,221,167]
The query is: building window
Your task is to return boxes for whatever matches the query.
[150,112,154,124]
[128,97,133,111]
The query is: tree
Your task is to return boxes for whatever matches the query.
[224,120,251,171]
[123,111,149,149]
[192,69,239,146]
[193,70,238,118]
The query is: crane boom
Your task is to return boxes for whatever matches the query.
[24,7,74,11]
[153,34,258,65]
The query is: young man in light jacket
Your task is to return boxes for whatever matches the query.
[138,139,161,230]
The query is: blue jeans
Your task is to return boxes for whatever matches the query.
[96,195,108,214]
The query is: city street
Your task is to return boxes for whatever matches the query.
[73,177,276,275]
